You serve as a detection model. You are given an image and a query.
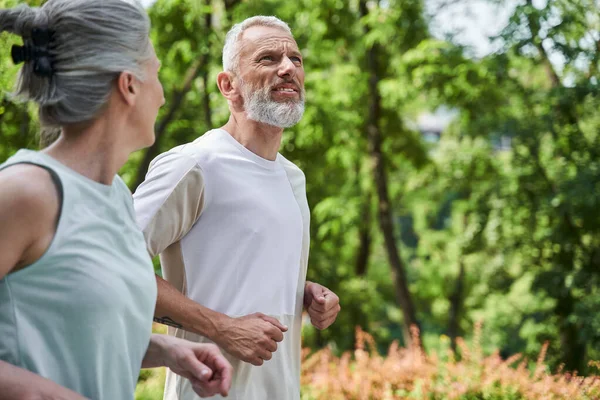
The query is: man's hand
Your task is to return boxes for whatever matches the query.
[159,336,233,398]
[304,281,341,330]
[215,313,287,366]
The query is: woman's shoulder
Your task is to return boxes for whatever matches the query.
[0,163,60,212]
[0,164,61,274]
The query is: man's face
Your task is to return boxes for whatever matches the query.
[236,25,305,128]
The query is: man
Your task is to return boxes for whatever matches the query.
[133,16,341,400]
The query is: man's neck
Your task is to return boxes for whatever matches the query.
[221,115,283,161]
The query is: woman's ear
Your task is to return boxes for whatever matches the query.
[116,71,137,106]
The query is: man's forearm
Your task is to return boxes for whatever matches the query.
[0,360,86,400]
[154,274,229,341]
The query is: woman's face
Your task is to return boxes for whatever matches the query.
[130,43,165,150]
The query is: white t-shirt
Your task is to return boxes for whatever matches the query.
[133,129,310,400]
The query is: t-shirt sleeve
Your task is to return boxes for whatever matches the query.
[133,151,206,257]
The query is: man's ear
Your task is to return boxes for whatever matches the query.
[116,71,137,106]
[217,71,242,103]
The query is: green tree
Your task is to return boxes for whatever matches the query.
[401,0,600,372]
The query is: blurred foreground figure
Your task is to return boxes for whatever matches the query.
[0,0,232,398]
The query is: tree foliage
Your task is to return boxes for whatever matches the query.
[1,0,599,374]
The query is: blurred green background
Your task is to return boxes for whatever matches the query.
[1,0,599,397]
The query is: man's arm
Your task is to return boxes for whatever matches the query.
[0,361,87,400]
[153,274,223,337]
[153,274,287,366]
[133,153,221,335]
[304,281,341,330]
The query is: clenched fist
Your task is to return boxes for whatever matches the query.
[304,281,340,330]
[215,313,287,366]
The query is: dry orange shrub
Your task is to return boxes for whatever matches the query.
[300,323,600,400]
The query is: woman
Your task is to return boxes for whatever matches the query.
[0,0,231,398]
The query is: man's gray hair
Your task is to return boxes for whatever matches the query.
[222,16,292,74]
[0,0,152,127]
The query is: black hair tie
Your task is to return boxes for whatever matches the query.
[11,27,55,78]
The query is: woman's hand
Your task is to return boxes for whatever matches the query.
[144,334,233,397]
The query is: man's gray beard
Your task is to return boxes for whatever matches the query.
[240,79,305,128]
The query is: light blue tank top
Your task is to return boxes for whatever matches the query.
[0,150,157,399]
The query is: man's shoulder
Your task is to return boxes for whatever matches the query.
[277,153,305,177]
[150,129,226,172]
[277,153,306,191]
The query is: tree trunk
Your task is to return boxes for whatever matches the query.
[448,259,465,353]
[523,11,592,369]
[202,2,213,129]
[355,191,372,276]
[223,0,240,12]
[557,293,586,372]
[132,56,206,191]
[593,38,600,78]
[360,0,420,347]
[132,1,213,191]
[524,0,560,87]
[202,70,212,128]
[523,0,587,142]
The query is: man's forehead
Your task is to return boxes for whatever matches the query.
[239,25,299,52]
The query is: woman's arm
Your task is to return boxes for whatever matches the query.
[0,361,87,400]
[0,165,60,279]
[0,166,71,398]
[142,334,233,397]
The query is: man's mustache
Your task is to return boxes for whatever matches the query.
[269,79,302,92]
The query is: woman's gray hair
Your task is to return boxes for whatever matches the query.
[0,0,152,127]
[222,16,292,74]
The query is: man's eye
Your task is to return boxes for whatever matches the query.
[290,56,302,64]
[260,56,274,61]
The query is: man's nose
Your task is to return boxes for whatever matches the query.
[278,56,296,79]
